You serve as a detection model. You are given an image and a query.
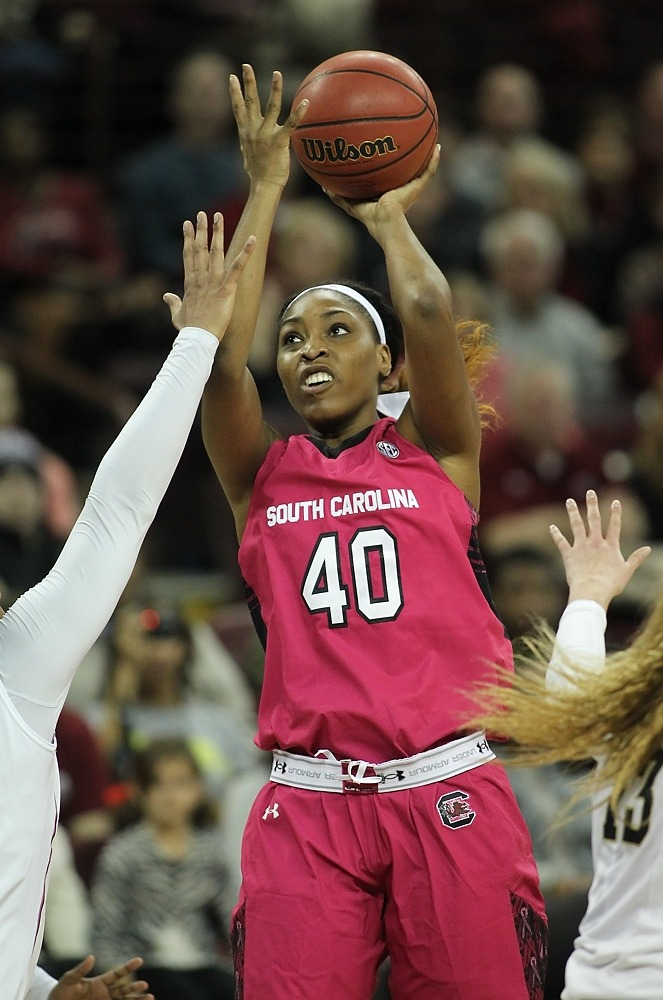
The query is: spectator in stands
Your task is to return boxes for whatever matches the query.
[91,737,235,1000]
[574,97,653,325]
[0,361,79,537]
[628,368,663,542]
[633,60,663,196]
[478,357,641,555]
[56,706,113,885]
[0,429,63,605]
[616,169,663,388]
[65,555,258,725]
[480,207,622,429]
[40,826,92,979]
[451,62,580,213]
[486,544,567,648]
[501,137,591,306]
[0,104,124,355]
[85,604,263,806]
[117,48,245,290]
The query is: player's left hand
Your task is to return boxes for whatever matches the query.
[49,956,154,1000]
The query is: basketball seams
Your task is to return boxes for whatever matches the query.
[295,67,431,105]
[295,107,435,131]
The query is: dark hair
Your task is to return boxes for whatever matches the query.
[118,736,218,829]
[276,280,499,426]
[277,280,404,368]
[104,604,194,698]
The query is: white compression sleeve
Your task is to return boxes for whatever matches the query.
[546,599,607,693]
[0,327,218,741]
[24,966,57,1000]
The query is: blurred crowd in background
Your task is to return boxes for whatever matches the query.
[1,1,663,995]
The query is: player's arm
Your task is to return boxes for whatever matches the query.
[326,148,481,506]
[196,66,307,533]
[547,491,650,691]
[0,224,254,740]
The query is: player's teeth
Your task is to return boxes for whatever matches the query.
[305,373,333,386]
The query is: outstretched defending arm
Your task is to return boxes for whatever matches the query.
[547,491,651,690]
[0,219,254,741]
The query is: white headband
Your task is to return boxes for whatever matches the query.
[285,283,387,345]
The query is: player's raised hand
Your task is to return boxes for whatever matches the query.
[324,144,441,228]
[48,955,153,1000]
[230,64,308,188]
[163,211,256,337]
[550,490,651,610]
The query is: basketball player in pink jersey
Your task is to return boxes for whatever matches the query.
[1,216,255,1000]
[167,65,546,999]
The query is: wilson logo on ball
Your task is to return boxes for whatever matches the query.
[300,135,398,165]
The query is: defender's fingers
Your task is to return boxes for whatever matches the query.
[59,955,94,982]
[549,522,571,555]
[193,212,210,273]
[162,292,182,318]
[584,489,604,538]
[604,498,623,547]
[223,235,257,287]
[208,213,226,275]
[110,983,153,999]
[181,219,195,280]
[102,957,144,984]
[564,497,587,542]
[625,545,652,573]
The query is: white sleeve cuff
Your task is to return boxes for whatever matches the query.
[177,325,219,348]
[24,966,57,1000]
[547,599,607,690]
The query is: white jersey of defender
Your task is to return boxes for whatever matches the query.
[550,601,663,1000]
[0,328,218,1000]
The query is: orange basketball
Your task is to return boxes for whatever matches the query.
[291,50,438,200]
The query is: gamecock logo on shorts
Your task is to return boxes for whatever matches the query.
[436,790,476,829]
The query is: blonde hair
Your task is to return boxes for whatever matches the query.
[469,591,663,810]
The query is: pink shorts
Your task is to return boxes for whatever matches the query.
[231,759,546,1000]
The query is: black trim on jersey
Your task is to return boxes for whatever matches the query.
[307,424,373,459]
[243,577,267,651]
[467,522,509,638]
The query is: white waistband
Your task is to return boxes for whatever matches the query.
[270,731,495,794]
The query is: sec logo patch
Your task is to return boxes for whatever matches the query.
[376,441,400,459]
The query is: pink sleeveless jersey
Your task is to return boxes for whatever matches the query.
[239,418,512,761]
